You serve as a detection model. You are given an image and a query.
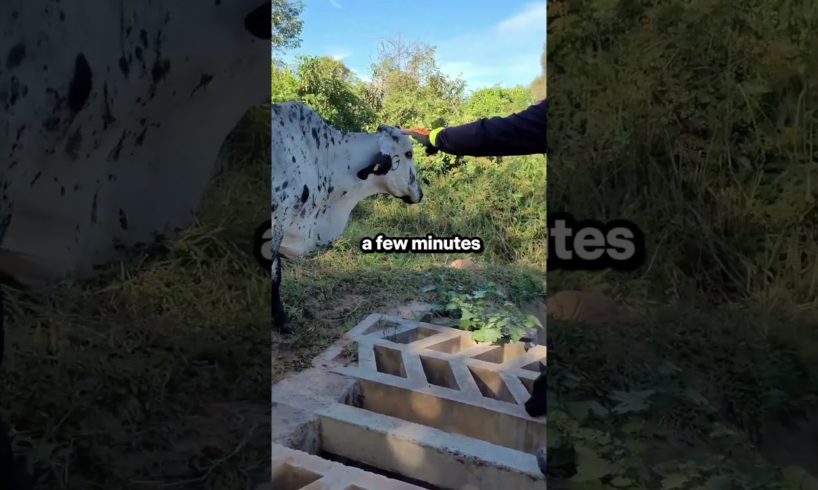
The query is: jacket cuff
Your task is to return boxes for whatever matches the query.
[429,127,444,147]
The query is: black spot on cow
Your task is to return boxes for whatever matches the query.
[139,29,148,48]
[67,54,92,113]
[102,83,115,128]
[301,185,310,203]
[7,76,20,106]
[151,59,170,84]
[291,155,296,163]
[90,191,99,223]
[43,116,60,132]
[282,181,288,189]
[59,10,65,21]
[118,56,129,77]
[134,46,143,61]
[135,126,147,146]
[13,125,25,145]
[30,172,42,186]
[60,186,65,196]
[6,43,25,69]
[118,209,128,230]
[65,128,82,157]
[311,127,320,147]
[189,73,214,98]
[108,130,127,161]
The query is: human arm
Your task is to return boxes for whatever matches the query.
[402,98,547,157]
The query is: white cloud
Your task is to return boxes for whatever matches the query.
[330,50,351,61]
[436,2,546,90]
[497,2,547,34]
[329,0,342,9]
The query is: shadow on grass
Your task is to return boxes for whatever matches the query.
[547,300,818,485]
[1,149,271,489]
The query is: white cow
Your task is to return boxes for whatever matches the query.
[271,102,423,332]
[0,2,270,485]
[0,0,271,288]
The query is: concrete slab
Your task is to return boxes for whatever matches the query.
[318,403,545,490]
[272,313,548,489]
[316,314,547,430]
[269,443,426,490]
[271,367,359,452]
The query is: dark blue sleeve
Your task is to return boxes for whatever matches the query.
[435,98,547,157]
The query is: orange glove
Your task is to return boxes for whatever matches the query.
[400,127,440,155]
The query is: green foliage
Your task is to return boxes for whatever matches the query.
[271,0,303,54]
[431,282,542,344]
[548,0,818,307]
[368,39,467,128]
[271,62,299,103]
[531,42,546,100]
[460,86,534,122]
[546,302,818,488]
[272,56,375,131]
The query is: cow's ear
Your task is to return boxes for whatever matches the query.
[357,152,393,180]
[244,3,272,39]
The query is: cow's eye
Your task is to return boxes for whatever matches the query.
[405,151,413,159]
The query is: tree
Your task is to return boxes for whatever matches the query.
[461,87,533,122]
[530,43,546,100]
[271,56,376,131]
[271,61,299,103]
[295,56,375,131]
[272,0,304,55]
[368,37,466,129]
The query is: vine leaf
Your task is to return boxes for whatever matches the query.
[610,389,656,414]
[569,445,616,482]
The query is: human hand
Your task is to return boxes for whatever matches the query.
[401,128,439,155]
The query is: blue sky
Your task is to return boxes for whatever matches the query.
[279,0,546,92]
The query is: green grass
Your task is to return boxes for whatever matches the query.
[544,1,818,486]
[276,153,547,369]
[2,109,271,489]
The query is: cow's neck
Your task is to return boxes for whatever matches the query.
[325,132,387,201]
[313,132,387,246]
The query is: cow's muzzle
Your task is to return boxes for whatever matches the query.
[402,190,422,204]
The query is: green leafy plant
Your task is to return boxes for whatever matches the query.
[434,282,542,343]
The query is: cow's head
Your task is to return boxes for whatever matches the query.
[357,125,424,204]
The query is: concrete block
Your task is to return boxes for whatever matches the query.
[269,443,426,490]
[318,404,545,490]
[273,312,548,489]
